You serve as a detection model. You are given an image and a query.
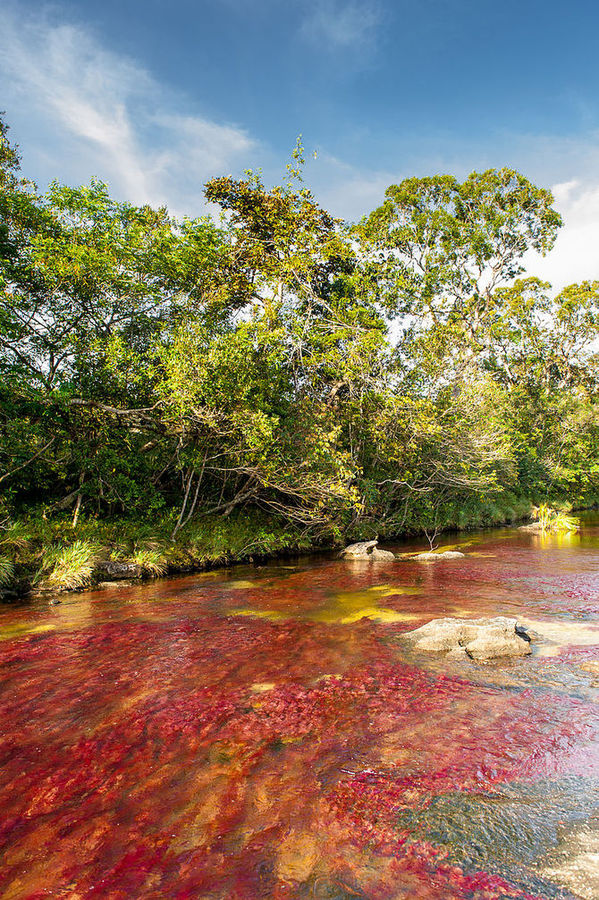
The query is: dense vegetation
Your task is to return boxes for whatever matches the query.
[1,116,598,589]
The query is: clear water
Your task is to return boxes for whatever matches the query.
[1,520,599,899]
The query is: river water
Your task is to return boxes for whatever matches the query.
[1,521,599,899]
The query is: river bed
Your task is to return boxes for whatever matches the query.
[1,521,599,899]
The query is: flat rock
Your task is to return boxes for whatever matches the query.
[518,522,544,532]
[413,550,466,560]
[542,820,599,900]
[340,540,395,561]
[94,561,144,580]
[97,580,136,589]
[402,616,532,659]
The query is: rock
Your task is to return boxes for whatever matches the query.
[94,561,144,581]
[339,540,377,558]
[580,661,599,676]
[370,547,396,560]
[97,580,136,589]
[518,522,544,532]
[542,820,599,900]
[402,616,532,659]
[413,550,466,560]
[339,540,395,560]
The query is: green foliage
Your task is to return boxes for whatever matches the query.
[131,548,168,577]
[531,505,580,533]
[0,108,597,582]
[0,555,14,587]
[39,540,102,591]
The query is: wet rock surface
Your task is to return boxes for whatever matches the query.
[339,540,395,560]
[94,561,144,580]
[542,817,599,900]
[402,616,532,659]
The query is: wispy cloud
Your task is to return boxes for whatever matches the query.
[301,0,381,50]
[0,7,258,215]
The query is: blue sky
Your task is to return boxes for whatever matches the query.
[2,0,599,287]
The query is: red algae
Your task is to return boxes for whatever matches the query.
[1,525,599,898]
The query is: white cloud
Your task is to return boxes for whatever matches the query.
[311,148,599,293]
[1,5,599,291]
[301,0,380,49]
[525,178,599,291]
[0,7,258,216]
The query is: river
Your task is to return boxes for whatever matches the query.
[1,520,599,899]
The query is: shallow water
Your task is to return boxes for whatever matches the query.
[1,522,599,899]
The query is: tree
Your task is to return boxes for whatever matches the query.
[359,169,562,359]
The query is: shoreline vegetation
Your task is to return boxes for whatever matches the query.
[2,115,599,600]
[1,498,592,600]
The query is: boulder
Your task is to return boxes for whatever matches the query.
[371,547,396,560]
[339,540,395,561]
[413,550,466,560]
[402,616,532,659]
[94,561,144,581]
[518,522,544,533]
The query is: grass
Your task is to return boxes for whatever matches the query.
[531,504,580,533]
[131,548,168,577]
[0,509,315,595]
[0,492,593,597]
[39,540,102,591]
[0,555,14,587]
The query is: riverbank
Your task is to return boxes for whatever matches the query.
[2,492,591,600]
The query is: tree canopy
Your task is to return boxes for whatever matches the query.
[1,114,597,542]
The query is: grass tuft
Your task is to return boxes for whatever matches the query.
[531,504,580,533]
[0,555,15,587]
[131,548,168,577]
[41,540,103,591]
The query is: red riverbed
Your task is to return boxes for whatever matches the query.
[1,524,599,899]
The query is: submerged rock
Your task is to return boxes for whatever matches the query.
[413,550,466,560]
[339,540,395,561]
[402,616,532,659]
[542,819,599,900]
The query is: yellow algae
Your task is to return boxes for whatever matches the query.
[370,586,421,597]
[580,661,599,675]
[0,622,56,640]
[276,831,320,882]
[230,608,286,621]
[339,606,420,625]
[250,682,276,693]
[535,645,562,658]
[230,586,422,625]
[226,579,258,590]
[435,540,475,552]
